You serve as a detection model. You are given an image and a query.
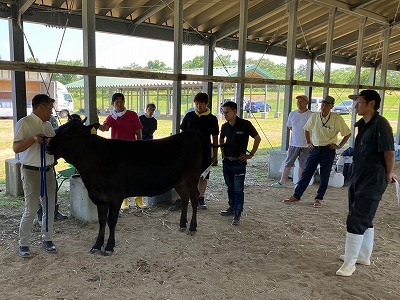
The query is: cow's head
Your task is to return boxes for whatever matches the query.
[47,118,100,162]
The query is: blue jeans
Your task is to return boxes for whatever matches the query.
[294,146,335,200]
[223,160,247,212]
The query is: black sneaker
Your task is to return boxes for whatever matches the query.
[231,212,241,225]
[198,197,207,209]
[42,241,57,253]
[220,207,234,216]
[169,198,182,211]
[54,211,68,220]
[18,246,31,258]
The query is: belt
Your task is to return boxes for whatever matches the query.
[313,145,331,148]
[23,164,54,172]
[224,156,242,161]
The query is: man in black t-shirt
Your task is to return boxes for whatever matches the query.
[169,93,219,210]
[139,103,158,140]
[219,101,261,225]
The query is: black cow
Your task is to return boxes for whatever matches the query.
[47,119,205,256]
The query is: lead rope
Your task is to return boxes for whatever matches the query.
[40,136,49,233]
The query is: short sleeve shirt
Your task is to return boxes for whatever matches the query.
[139,115,157,140]
[220,117,259,157]
[287,110,313,147]
[14,113,55,167]
[180,110,219,142]
[353,113,394,169]
[304,112,351,146]
[104,110,142,140]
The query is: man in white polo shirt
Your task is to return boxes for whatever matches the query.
[13,94,58,257]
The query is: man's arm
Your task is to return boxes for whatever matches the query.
[98,124,109,132]
[384,150,397,183]
[13,135,41,154]
[305,130,313,148]
[243,134,261,160]
[211,135,218,166]
[331,133,351,150]
[135,129,142,140]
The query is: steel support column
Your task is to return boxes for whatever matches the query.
[82,0,97,124]
[282,0,299,150]
[323,7,337,97]
[172,0,183,134]
[235,0,249,117]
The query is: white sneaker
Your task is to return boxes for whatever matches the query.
[271,182,286,188]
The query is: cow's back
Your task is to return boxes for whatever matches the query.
[80,130,203,200]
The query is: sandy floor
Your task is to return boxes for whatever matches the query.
[0,158,399,300]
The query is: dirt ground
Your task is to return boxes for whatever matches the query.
[0,158,399,300]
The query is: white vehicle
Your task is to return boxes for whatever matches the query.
[41,81,74,118]
[0,81,73,118]
[310,98,323,112]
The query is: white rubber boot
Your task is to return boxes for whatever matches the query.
[357,228,374,265]
[339,228,374,266]
[336,232,364,277]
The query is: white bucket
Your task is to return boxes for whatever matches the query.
[293,164,314,186]
[336,156,344,172]
[328,171,344,188]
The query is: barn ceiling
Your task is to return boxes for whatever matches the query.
[1,0,400,70]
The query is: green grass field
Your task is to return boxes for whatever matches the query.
[1,96,399,182]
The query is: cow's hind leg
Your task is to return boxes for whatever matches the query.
[103,200,121,256]
[90,202,108,254]
[174,185,190,231]
[188,183,199,235]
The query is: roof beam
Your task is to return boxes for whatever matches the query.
[306,0,389,24]
[214,0,284,41]
[314,25,382,57]
[18,0,35,15]
[131,0,173,25]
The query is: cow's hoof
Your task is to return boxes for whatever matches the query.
[90,248,101,254]
[103,250,114,256]
[188,230,196,236]
[179,227,186,232]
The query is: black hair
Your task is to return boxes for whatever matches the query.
[32,94,55,108]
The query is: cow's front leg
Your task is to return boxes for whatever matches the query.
[188,189,198,235]
[90,202,108,254]
[179,197,189,231]
[103,201,121,256]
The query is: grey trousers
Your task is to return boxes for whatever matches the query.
[19,167,56,246]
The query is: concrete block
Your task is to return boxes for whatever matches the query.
[5,158,23,197]
[268,150,288,179]
[147,189,179,206]
[70,176,98,222]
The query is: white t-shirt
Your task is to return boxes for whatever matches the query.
[287,110,313,147]
[14,113,55,167]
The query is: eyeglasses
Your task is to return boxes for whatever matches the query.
[221,110,231,114]
[42,103,54,109]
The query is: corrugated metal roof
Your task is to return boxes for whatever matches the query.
[66,64,275,89]
[3,0,400,69]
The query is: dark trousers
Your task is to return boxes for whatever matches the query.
[346,165,387,234]
[294,146,335,200]
[223,160,247,212]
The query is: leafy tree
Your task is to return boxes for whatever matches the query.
[183,55,204,69]
[26,57,40,63]
[119,62,148,71]
[147,60,168,70]
[47,59,83,84]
